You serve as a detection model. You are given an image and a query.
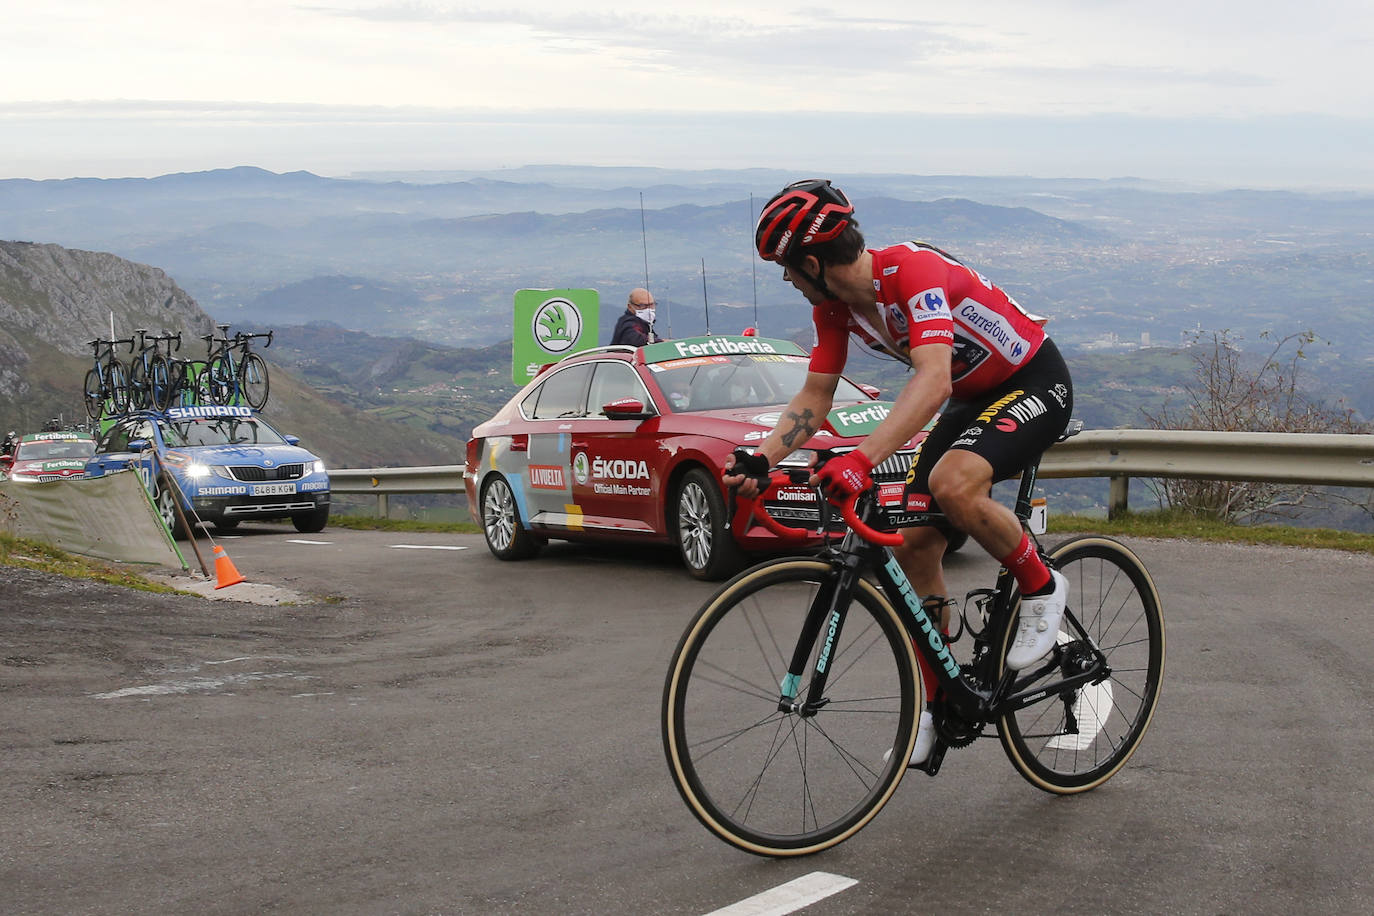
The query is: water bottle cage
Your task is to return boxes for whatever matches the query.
[961,588,999,641]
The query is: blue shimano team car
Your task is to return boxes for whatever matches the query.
[86,405,330,538]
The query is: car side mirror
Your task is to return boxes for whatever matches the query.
[284,435,300,446]
[128,439,149,453]
[859,383,882,399]
[602,398,655,420]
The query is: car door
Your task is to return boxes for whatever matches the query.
[518,362,594,531]
[567,360,661,533]
[89,417,145,480]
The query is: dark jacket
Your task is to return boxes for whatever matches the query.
[611,309,662,347]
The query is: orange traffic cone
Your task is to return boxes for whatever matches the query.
[212,544,246,589]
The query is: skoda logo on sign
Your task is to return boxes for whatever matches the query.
[533,297,582,355]
[572,452,590,485]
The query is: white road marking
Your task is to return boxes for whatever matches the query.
[703,872,858,916]
[91,671,318,699]
[286,539,332,545]
[387,544,470,551]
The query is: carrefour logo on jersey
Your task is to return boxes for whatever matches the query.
[958,300,1030,363]
[908,287,951,317]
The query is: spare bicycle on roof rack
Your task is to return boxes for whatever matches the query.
[661,420,1165,857]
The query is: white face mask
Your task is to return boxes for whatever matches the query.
[638,307,656,325]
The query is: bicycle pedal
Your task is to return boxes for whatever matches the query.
[915,743,947,777]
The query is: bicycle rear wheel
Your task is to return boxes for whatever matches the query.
[147,355,173,410]
[997,536,1164,793]
[83,368,103,419]
[663,558,919,856]
[239,352,269,409]
[128,356,150,409]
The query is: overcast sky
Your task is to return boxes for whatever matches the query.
[3,0,1372,187]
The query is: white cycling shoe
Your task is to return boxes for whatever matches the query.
[884,709,936,768]
[1006,570,1069,670]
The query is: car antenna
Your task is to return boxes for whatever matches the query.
[701,258,711,335]
[749,193,760,335]
[639,191,650,289]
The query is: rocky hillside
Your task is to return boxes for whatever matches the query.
[0,240,466,468]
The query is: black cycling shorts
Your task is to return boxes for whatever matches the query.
[901,337,1072,513]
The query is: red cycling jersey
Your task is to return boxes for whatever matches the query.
[809,242,1046,399]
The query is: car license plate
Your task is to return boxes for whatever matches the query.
[253,482,296,496]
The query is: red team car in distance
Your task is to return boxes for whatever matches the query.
[0,430,97,483]
[464,334,931,579]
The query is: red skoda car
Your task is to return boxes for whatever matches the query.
[464,334,927,579]
[0,430,96,483]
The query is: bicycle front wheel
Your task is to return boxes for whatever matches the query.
[663,558,920,857]
[207,356,235,405]
[128,356,150,409]
[239,352,270,409]
[105,360,130,415]
[997,536,1165,793]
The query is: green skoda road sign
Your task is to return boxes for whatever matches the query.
[512,289,600,385]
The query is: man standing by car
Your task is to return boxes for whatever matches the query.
[610,287,663,347]
[726,179,1074,766]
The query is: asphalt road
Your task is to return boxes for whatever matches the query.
[3,527,1373,915]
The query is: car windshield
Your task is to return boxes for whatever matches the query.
[650,353,870,413]
[16,438,95,460]
[160,417,288,447]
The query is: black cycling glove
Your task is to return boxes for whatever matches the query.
[728,449,771,493]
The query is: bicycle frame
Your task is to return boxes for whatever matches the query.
[761,455,1112,749]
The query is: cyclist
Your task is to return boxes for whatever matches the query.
[726,179,1074,766]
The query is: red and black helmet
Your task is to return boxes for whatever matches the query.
[754,179,854,263]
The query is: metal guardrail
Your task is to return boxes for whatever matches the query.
[330,465,466,518]
[329,431,1374,518]
[1039,430,1374,516]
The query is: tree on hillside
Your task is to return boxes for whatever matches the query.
[1141,329,1368,522]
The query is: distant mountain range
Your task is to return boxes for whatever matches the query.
[2,167,1371,377]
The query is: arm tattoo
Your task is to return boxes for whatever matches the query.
[779,409,817,449]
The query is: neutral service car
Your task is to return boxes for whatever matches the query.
[85,405,330,537]
[0,430,97,483]
[464,333,932,580]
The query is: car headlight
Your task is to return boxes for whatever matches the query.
[186,463,212,479]
[737,447,816,469]
[313,460,327,475]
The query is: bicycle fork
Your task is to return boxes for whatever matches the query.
[776,559,859,717]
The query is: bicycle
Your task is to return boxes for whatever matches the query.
[661,423,1165,856]
[82,336,135,420]
[200,324,272,410]
[127,329,181,411]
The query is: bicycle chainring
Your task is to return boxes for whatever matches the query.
[934,708,984,748]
